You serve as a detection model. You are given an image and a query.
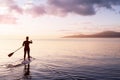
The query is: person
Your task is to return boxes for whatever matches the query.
[23,36,32,61]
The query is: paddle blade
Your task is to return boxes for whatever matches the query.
[8,52,14,57]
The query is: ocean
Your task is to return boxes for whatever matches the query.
[0,38,120,80]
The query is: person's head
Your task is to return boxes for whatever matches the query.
[26,36,29,41]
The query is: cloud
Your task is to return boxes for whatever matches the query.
[0,14,17,24]
[9,4,23,14]
[0,0,20,24]
[1,0,120,17]
[47,0,120,16]
[21,0,120,17]
[26,5,46,17]
[1,0,23,14]
[0,0,120,23]
[47,0,95,16]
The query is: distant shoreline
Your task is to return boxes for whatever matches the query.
[62,31,120,38]
[62,37,120,38]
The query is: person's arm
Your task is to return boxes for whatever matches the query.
[30,40,33,44]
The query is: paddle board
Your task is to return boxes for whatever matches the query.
[6,57,35,68]
[22,59,31,65]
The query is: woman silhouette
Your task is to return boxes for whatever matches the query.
[23,36,32,61]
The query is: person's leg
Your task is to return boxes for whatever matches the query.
[28,49,30,61]
[24,49,26,61]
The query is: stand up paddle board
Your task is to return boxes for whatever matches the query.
[22,59,31,65]
[6,57,35,68]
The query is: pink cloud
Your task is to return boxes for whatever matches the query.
[2,0,23,14]
[9,4,23,14]
[0,0,22,24]
[45,5,68,17]
[25,0,120,17]
[0,0,120,22]
[26,5,46,17]
[0,14,17,24]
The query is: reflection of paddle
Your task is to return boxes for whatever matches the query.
[8,46,23,57]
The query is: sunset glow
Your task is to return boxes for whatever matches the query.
[0,0,120,39]
[0,1,120,79]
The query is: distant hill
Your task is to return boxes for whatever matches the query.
[62,31,120,38]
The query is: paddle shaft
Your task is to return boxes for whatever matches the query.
[14,46,23,53]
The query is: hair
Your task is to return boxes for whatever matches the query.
[26,36,29,40]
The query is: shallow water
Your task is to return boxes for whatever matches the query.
[0,38,120,80]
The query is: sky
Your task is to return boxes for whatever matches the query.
[0,0,120,39]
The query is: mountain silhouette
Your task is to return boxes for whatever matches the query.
[62,31,120,38]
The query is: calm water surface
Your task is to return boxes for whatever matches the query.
[0,38,120,80]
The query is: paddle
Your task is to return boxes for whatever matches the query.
[8,46,23,57]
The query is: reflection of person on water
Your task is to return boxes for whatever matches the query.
[23,64,31,79]
[23,36,32,61]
